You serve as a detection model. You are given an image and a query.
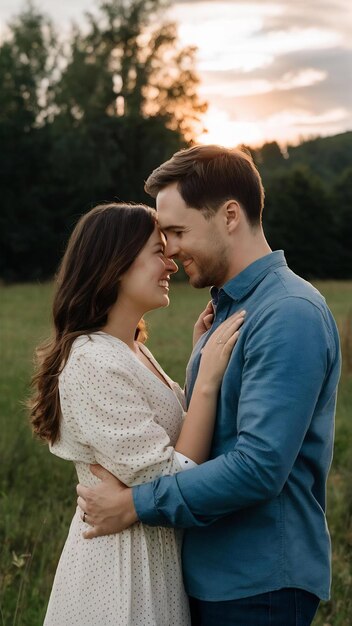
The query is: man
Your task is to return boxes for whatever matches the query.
[77,145,340,625]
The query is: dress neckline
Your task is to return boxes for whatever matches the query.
[94,331,174,393]
[135,343,173,391]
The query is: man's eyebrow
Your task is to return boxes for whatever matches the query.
[160,225,186,232]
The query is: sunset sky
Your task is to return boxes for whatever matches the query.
[1,0,351,147]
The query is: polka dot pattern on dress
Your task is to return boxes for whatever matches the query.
[44,332,191,626]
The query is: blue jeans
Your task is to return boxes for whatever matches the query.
[189,588,320,626]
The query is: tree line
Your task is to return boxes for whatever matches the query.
[253,134,352,279]
[1,0,351,282]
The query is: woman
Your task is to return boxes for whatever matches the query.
[29,202,244,626]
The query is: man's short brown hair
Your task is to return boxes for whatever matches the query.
[144,144,265,226]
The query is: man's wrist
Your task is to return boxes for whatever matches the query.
[133,482,166,526]
[121,487,138,526]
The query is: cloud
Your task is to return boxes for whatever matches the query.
[170,1,350,79]
[170,0,352,142]
[199,69,327,98]
[255,0,352,40]
[200,46,352,112]
[198,103,352,147]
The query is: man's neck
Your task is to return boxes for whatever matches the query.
[220,234,272,287]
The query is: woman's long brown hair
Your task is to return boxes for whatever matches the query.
[29,202,156,444]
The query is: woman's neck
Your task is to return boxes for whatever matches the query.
[102,301,143,352]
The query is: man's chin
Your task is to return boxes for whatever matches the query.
[189,274,212,289]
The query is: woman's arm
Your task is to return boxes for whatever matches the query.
[175,311,245,463]
[66,313,243,487]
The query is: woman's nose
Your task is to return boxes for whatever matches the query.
[164,256,178,274]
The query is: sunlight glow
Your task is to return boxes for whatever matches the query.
[198,107,266,147]
[198,105,350,148]
[169,0,351,145]
[259,108,351,144]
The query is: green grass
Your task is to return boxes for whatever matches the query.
[0,281,351,625]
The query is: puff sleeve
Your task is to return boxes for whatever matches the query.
[55,340,187,486]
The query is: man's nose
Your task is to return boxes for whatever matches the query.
[165,238,179,258]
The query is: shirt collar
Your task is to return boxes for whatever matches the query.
[211,250,287,304]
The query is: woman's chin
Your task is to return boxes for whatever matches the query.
[158,293,170,308]
[146,294,170,311]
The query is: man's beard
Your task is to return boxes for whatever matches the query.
[190,261,227,288]
[189,241,230,289]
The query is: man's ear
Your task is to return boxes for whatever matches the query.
[224,200,241,233]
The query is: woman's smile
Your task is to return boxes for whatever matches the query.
[158,279,170,290]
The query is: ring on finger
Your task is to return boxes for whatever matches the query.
[83,512,87,523]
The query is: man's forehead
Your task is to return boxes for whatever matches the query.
[156,199,199,230]
[156,207,183,225]
[156,202,186,228]
[156,183,187,212]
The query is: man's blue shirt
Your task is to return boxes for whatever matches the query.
[133,251,340,601]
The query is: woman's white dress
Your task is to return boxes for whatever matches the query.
[44,332,191,626]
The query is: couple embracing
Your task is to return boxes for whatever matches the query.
[30,145,340,626]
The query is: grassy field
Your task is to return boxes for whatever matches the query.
[0,281,351,625]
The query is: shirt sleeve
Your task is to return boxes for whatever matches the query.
[133,296,337,527]
[174,452,198,470]
[64,345,188,486]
